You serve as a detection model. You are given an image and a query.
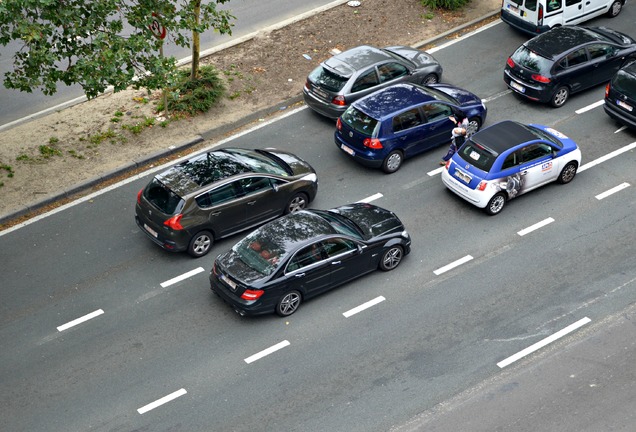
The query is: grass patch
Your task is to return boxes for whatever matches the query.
[158,65,226,116]
[39,145,62,158]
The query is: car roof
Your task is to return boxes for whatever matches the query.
[323,45,393,77]
[471,120,540,155]
[526,26,607,59]
[354,83,435,119]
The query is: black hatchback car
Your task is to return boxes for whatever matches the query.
[135,148,318,258]
[504,26,636,107]
[604,61,636,128]
[210,203,411,317]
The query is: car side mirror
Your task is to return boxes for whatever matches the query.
[272,183,279,192]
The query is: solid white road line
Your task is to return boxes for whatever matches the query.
[497,317,591,368]
[428,20,502,54]
[517,217,555,236]
[343,296,386,318]
[244,340,290,364]
[579,141,636,172]
[433,255,473,276]
[160,267,205,288]
[137,388,187,414]
[575,99,604,114]
[357,193,383,203]
[57,309,104,332]
[595,182,630,200]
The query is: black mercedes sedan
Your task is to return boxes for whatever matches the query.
[210,203,411,317]
[504,26,636,107]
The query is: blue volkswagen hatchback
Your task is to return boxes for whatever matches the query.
[334,83,487,173]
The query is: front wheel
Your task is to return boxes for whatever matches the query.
[422,73,438,85]
[550,86,569,108]
[379,246,404,271]
[188,230,213,257]
[607,0,622,17]
[276,290,302,317]
[382,150,403,174]
[285,192,308,214]
[466,117,482,137]
[485,193,506,216]
[557,161,578,184]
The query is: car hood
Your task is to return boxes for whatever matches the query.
[217,250,268,285]
[329,203,404,239]
[384,45,437,67]
[429,83,482,106]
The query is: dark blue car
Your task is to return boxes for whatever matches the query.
[334,82,487,173]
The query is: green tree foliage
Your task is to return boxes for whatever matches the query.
[0,0,234,98]
[420,0,470,10]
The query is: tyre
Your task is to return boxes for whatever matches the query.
[187,230,213,257]
[285,192,308,214]
[382,150,403,174]
[422,73,438,85]
[379,246,404,271]
[607,1,622,17]
[550,86,569,108]
[484,192,506,216]
[466,117,482,137]
[276,290,302,317]
[557,161,578,184]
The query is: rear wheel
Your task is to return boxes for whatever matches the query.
[550,86,569,108]
[557,161,578,184]
[276,290,302,317]
[379,246,404,271]
[188,230,213,257]
[382,150,403,174]
[485,193,506,216]
[466,117,482,137]
[607,1,622,17]
[422,73,438,85]
[285,192,308,214]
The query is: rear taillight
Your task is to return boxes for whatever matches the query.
[137,189,143,204]
[605,82,610,98]
[332,95,346,106]
[336,117,342,131]
[363,138,383,149]
[304,79,311,90]
[212,261,219,276]
[241,289,264,301]
[506,57,515,68]
[164,214,184,230]
[477,181,488,191]
[531,74,550,83]
[538,4,544,24]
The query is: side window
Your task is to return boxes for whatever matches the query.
[501,152,519,170]
[524,0,537,11]
[565,0,581,5]
[423,103,452,122]
[322,238,356,258]
[563,48,588,68]
[546,0,562,12]
[351,69,379,93]
[240,177,272,195]
[588,44,617,60]
[392,108,424,132]
[209,182,239,205]
[378,62,408,83]
[520,143,552,163]
[286,243,325,272]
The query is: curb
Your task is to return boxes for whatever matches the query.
[0,8,501,227]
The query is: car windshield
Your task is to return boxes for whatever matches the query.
[311,210,364,240]
[341,106,380,137]
[457,139,497,172]
[417,85,457,105]
[526,125,562,148]
[512,46,551,74]
[308,65,348,92]
[223,149,289,176]
[143,178,185,214]
[613,69,636,94]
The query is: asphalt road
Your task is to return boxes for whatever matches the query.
[1,10,635,432]
[0,0,340,128]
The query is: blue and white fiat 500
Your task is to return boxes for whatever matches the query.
[441,120,582,215]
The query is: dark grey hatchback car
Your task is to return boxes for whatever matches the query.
[604,61,636,129]
[303,45,442,119]
[135,148,318,257]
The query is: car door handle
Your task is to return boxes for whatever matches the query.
[211,211,221,216]
[331,261,341,265]
[295,273,305,277]
[247,200,257,205]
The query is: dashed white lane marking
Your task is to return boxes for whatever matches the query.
[595,182,630,200]
[160,267,205,288]
[579,141,636,172]
[433,255,473,276]
[497,317,591,368]
[427,167,444,177]
[244,340,290,364]
[357,193,383,203]
[137,388,187,414]
[482,89,512,103]
[57,309,104,332]
[614,125,627,134]
[517,217,555,236]
[343,296,385,318]
[575,99,604,114]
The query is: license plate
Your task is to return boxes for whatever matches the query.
[454,169,472,184]
[617,99,633,112]
[312,87,329,99]
[341,144,355,156]
[507,4,519,13]
[221,274,237,291]
[509,80,525,94]
[143,223,158,238]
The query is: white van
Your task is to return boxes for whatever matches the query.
[501,0,625,35]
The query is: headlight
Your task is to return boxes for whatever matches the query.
[401,230,409,238]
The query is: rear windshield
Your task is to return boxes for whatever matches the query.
[143,178,184,214]
[308,66,348,92]
[457,140,497,172]
[613,69,636,95]
[511,46,551,75]
[341,106,380,137]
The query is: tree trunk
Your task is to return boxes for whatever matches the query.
[191,0,201,80]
